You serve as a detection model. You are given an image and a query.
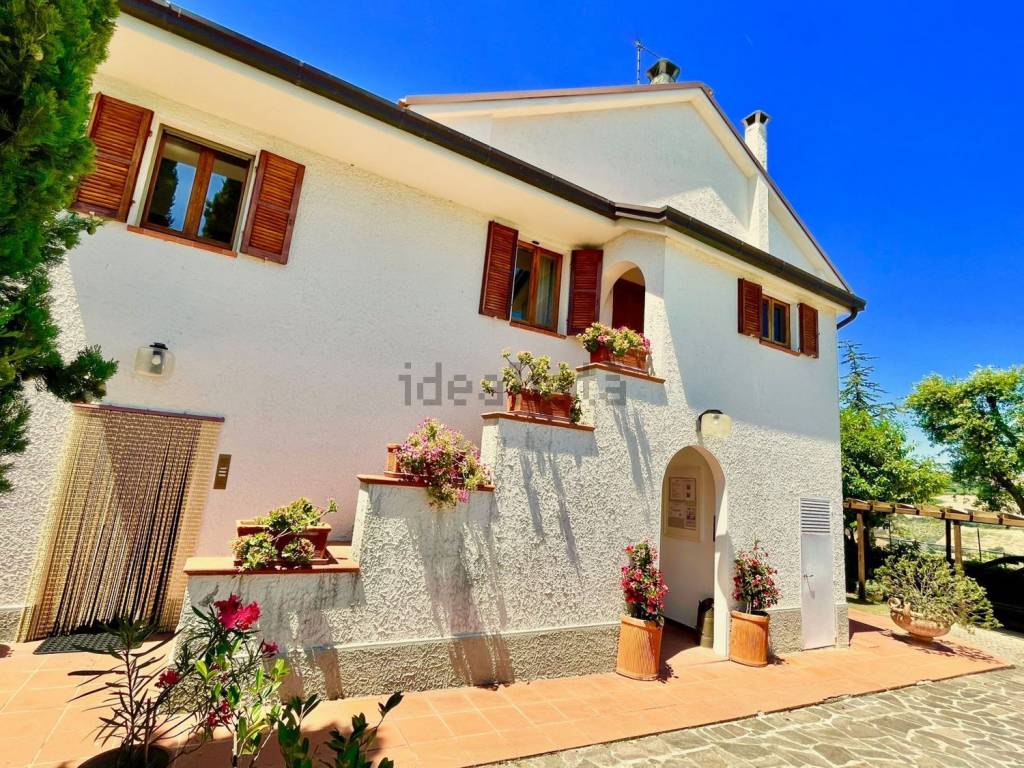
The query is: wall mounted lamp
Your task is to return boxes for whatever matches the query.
[134,342,174,378]
[698,409,732,438]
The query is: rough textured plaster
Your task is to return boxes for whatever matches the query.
[835,603,850,648]
[766,607,803,655]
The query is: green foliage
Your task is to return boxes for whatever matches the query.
[876,550,999,632]
[839,343,947,519]
[480,349,581,422]
[0,0,119,493]
[233,532,277,571]
[906,366,1024,514]
[275,696,320,768]
[71,618,190,767]
[281,537,314,566]
[256,497,334,536]
[322,692,403,768]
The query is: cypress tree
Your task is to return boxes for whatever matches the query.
[0,0,120,492]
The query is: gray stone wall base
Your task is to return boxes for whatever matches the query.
[766,607,803,655]
[0,606,23,643]
[279,623,620,699]
[835,603,850,648]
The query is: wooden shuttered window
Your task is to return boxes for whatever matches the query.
[567,249,603,334]
[240,150,305,264]
[737,278,763,337]
[479,221,519,318]
[72,94,153,221]
[799,303,819,357]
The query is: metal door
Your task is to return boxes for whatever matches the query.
[800,498,835,649]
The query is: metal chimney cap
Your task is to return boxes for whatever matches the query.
[646,58,680,84]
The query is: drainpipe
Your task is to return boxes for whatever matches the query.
[836,307,860,329]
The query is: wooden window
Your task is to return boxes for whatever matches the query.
[140,131,250,249]
[72,94,153,221]
[567,249,603,334]
[799,303,819,357]
[510,243,562,331]
[760,295,791,347]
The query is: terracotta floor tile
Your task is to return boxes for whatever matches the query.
[460,685,505,709]
[34,727,104,764]
[0,735,43,768]
[409,739,467,767]
[479,704,532,732]
[423,689,475,715]
[552,698,598,720]
[395,714,454,744]
[5,686,77,713]
[517,701,568,726]
[28,669,87,690]
[439,709,494,738]
[387,694,436,720]
[0,668,33,693]
[0,707,65,740]
[367,745,421,766]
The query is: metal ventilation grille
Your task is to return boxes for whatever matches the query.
[800,498,832,534]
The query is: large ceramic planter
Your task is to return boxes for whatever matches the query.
[589,346,649,373]
[235,520,331,560]
[729,610,770,667]
[506,391,575,423]
[615,615,663,680]
[888,598,950,642]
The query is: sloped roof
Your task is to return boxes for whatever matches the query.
[118,0,864,314]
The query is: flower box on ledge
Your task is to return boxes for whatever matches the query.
[589,346,649,373]
[235,520,332,561]
[507,391,575,423]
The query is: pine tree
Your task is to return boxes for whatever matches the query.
[0,0,120,492]
[839,341,888,414]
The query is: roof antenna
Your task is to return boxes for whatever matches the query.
[633,40,665,84]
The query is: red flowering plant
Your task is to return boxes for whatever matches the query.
[620,540,668,624]
[395,418,491,509]
[169,594,289,766]
[577,322,651,357]
[732,542,781,614]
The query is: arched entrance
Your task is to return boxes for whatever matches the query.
[611,267,645,332]
[659,446,726,663]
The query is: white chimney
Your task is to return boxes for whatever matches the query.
[743,110,771,169]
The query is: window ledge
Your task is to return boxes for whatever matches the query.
[127,225,237,259]
[509,320,566,339]
[758,338,801,356]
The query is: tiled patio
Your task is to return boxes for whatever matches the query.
[0,609,1009,768]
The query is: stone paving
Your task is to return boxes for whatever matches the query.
[503,622,1024,768]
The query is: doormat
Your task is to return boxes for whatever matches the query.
[35,632,120,655]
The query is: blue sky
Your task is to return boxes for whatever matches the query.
[183,0,1020,446]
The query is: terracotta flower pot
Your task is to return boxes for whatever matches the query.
[79,746,170,768]
[888,599,950,642]
[729,610,770,666]
[235,521,332,559]
[589,346,649,372]
[615,615,663,680]
[506,390,575,423]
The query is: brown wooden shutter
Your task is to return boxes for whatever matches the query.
[567,249,603,334]
[737,278,763,337]
[799,303,819,357]
[240,150,305,264]
[479,221,519,318]
[72,94,153,221]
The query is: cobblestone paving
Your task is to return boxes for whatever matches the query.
[503,668,1024,767]
[502,626,1024,768]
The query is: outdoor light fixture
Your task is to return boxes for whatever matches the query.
[134,342,174,378]
[698,409,732,438]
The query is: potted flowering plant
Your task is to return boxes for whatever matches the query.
[392,418,492,509]
[615,540,668,680]
[577,322,651,372]
[480,349,581,424]
[878,551,998,642]
[729,542,781,666]
[233,497,336,571]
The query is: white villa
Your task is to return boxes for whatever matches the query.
[0,0,865,695]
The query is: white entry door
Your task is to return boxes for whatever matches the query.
[800,498,835,649]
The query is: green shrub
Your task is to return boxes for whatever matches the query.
[233,533,276,571]
[877,550,999,632]
[256,497,335,536]
[281,538,315,566]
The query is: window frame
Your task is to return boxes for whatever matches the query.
[760,295,791,348]
[139,128,252,250]
[509,241,563,332]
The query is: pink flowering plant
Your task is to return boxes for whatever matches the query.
[396,418,491,509]
[620,540,668,624]
[577,322,650,357]
[732,542,781,614]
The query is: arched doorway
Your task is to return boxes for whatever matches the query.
[611,267,645,332]
[659,446,725,663]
